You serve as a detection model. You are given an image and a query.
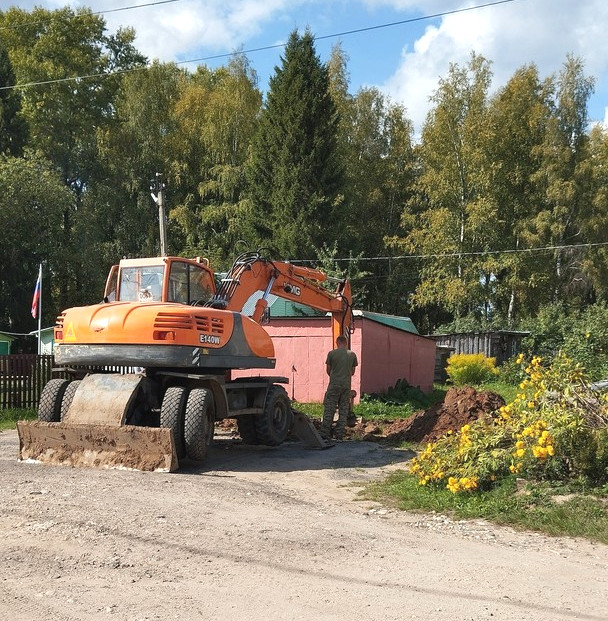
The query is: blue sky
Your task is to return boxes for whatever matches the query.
[7,0,608,134]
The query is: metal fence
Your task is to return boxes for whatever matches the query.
[0,355,137,410]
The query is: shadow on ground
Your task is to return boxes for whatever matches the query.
[179,432,415,475]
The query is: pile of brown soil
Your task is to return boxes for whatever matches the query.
[346,386,505,445]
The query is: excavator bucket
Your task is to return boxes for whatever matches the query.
[291,409,334,449]
[17,374,178,472]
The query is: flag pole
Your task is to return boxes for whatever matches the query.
[37,263,42,355]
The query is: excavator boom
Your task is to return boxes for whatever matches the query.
[209,252,353,346]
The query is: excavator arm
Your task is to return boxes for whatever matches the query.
[207,252,353,347]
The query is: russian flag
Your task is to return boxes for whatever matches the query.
[31,265,41,319]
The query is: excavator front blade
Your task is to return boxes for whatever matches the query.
[17,421,178,472]
[17,374,178,472]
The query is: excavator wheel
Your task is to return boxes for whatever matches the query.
[236,415,259,445]
[60,380,81,422]
[38,379,70,423]
[184,388,215,461]
[254,385,293,446]
[160,386,189,459]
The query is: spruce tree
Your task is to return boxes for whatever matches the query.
[0,42,26,155]
[245,29,343,260]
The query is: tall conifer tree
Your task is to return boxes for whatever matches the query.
[0,42,26,155]
[245,29,343,259]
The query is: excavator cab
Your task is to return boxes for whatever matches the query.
[104,257,215,305]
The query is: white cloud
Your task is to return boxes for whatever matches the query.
[6,0,299,62]
[101,0,296,61]
[382,0,608,133]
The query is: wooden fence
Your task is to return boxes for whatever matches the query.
[0,354,55,410]
[0,355,137,410]
[430,331,529,365]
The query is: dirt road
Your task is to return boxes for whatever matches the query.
[1,428,607,621]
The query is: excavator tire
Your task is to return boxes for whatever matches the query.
[184,388,214,461]
[38,379,70,423]
[60,380,81,422]
[254,385,293,446]
[236,415,259,445]
[160,386,189,460]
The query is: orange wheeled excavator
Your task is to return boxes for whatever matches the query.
[17,251,353,472]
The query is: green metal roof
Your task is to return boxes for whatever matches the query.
[267,300,419,334]
[269,297,325,317]
[357,311,419,334]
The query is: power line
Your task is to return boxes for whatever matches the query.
[315,0,520,42]
[0,0,523,92]
[0,0,184,32]
[291,241,608,264]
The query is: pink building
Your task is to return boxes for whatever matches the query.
[233,309,436,403]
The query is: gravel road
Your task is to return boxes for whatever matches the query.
[1,428,607,621]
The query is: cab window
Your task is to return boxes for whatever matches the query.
[168,262,213,305]
[119,266,164,302]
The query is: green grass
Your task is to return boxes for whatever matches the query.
[0,408,36,431]
[364,471,608,543]
[294,384,447,422]
[472,380,519,403]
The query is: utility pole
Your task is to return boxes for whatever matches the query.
[150,172,168,256]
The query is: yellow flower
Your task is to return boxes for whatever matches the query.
[547,445,555,456]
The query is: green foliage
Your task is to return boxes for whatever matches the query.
[0,154,73,330]
[356,381,445,420]
[446,353,499,385]
[477,380,519,403]
[495,357,526,386]
[522,302,608,381]
[562,304,608,381]
[0,42,26,155]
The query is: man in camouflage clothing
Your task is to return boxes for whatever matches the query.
[320,335,358,441]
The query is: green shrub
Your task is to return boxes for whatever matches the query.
[445,353,499,386]
[498,356,526,386]
[521,302,608,381]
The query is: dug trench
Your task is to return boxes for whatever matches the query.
[1,387,607,621]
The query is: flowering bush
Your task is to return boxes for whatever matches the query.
[410,353,608,493]
[445,353,500,386]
